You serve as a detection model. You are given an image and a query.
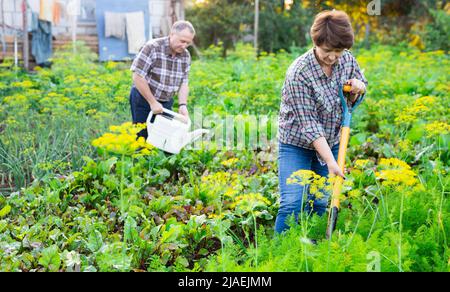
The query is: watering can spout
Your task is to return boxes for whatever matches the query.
[181,129,210,149]
[146,108,210,154]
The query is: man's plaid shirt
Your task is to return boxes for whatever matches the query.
[278,48,368,150]
[130,36,191,102]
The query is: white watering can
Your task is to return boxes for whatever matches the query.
[146,108,210,154]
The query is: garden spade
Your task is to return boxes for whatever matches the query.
[326,83,366,240]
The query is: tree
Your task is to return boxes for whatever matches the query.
[186,0,449,54]
[186,0,253,57]
[257,0,313,52]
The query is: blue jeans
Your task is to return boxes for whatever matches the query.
[275,142,340,234]
[129,86,174,139]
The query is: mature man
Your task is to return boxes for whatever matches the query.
[129,20,195,139]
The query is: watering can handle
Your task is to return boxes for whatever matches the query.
[148,108,191,126]
[162,108,188,122]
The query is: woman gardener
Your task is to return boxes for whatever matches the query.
[275,10,368,234]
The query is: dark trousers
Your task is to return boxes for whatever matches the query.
[129,86,174,139]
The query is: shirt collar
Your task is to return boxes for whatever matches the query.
[163,37,172,56]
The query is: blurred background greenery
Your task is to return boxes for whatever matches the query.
[186,0,449,56]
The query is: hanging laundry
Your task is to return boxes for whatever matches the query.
[126,11,146,54]
[39,0,55,23]
[26,9,34,32]
[28,12,39,32]
[31,19,52,65]
[57,1,68,20]
[104,11,126,40]
[28,0,40,13]
[53,2,62,25]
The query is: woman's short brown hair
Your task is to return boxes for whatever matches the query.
[310,10,354,49]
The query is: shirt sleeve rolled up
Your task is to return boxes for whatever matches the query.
[130,43,155,78]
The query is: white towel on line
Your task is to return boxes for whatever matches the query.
[104,11,126,40]
[126,11,146,54]
[39,0,55,22]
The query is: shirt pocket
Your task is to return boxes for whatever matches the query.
[279,102,292,122]
[315,89,334,114]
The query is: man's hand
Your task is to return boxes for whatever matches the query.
[150,100,164,114]
[179,105,189,122]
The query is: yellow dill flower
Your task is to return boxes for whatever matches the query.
[288,169,316,186]
[394,96,435,126]
[11,80,34,88]
[409,104,429,114]
[376,169,419,186]
[289,170,336,197]
[230,193,271,212]
[379,158,411,170]
[395,113,416,125]
[375,158,420,188]
[224,188,238,197]
[424,121,450,138]
[105,61,118,70]
[86,109,97,116]
[221,157,239,167]
[397,139,413,153]
[354,159,372,169]
[348,189,361,199]
[92,122,154,155]
[412,184,426,192]
[200,171,243,201]
[140,148,152,155]
[413,96,436,107]
[351,169,363,178]
[202,171,233,184]
[5,117,18,127]
[315,176,326,188]
[309,184,319,196]
[3,94,29,106]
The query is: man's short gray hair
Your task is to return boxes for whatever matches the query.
[171,20,196,35]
